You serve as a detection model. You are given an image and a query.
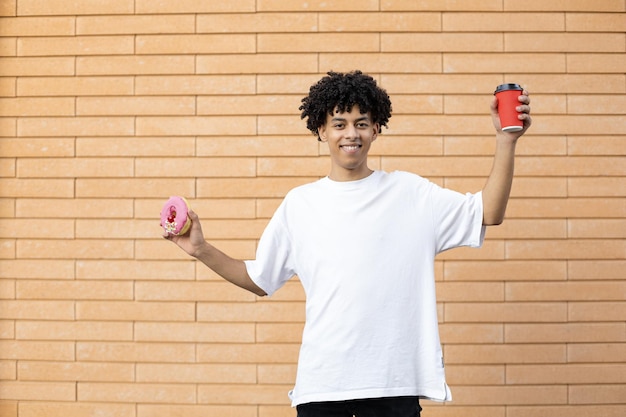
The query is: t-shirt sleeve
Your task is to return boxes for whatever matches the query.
[431,185,486,253]
[244,203,296,296]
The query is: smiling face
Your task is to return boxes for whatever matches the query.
[318,105,379,182]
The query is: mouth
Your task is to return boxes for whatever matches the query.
[340,144,362,153]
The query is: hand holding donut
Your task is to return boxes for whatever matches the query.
[161,196,206,258]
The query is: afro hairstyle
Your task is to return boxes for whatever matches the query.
[299,70,392,140]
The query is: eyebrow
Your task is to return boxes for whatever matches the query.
[330,115,371,122]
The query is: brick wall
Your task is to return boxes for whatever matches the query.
[1,1,625,416]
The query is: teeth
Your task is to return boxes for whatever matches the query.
[342,145,359,151]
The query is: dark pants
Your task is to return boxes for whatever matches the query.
[296,396,421,417]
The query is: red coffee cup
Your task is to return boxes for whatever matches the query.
[494,83,524,132]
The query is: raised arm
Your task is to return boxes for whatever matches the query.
[482,90,532,225]
[164,210,267,296]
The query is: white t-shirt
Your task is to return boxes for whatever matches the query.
[245,170,485,407]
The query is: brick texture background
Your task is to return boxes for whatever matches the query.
[1,1,625,416]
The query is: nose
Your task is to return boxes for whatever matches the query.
[344,123,359,140]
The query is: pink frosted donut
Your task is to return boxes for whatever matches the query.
[160,196,191,235]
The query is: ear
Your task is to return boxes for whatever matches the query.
[317,125,328,142]
[372,123,380,141]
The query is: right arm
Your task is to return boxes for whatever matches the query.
[164,210,267,296]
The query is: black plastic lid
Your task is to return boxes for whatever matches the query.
[494,83,523,94]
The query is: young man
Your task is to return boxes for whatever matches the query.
[164,70,532,417]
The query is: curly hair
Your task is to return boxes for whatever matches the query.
[299,70,392,140]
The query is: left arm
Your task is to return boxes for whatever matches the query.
[482,90,532,225]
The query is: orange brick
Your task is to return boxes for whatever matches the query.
[0,57,74,76]
[505,323,625,343]
[136,363,257,383]
[0,300,74,320]
[444,260,567,281]
[134,322,255,343]
[76,137,195,157]
[77,55,195,76]
[197,302,305,323]
[450,385,567,405]
[257,156,330,177]
[135,281,255,302]
[566,12,626,32]
[444,302,567,323]
[569,301,626,322]
[320,52,442,74]
[137,34,255,54]
[257,364,296,384]
[0,381,75,401]
[0,77,15,96]
[0,37,15,56]
[519,74,625,93]
[196,54,318,74]
[1,138,74,157]
[78,382,196,404]
[198,12,317,33]
[0,219,74,238]
[383,33,502,52]
[568,53,626,73]
[17,76,134,96]
[197,177,313,198]
[444,53,565,74]
[76,178,194,198]
[0,340,74,361]
[17,157,133,178]
[381,1,502,12]
[506,33,625,52]
[507,405,626,417]
[567,343,626,363]
[76,260,195,280]
[0,0,16,16]
[321,11,441,32]
[439,323,503,344]
[445,364,505,385]
[18,116,134,137]
[135,75,256,95]
[77,14,195,35]
[137,404,257,417]
[19,0,133,15]
[20,402,135,417]
[196,136,318,157]
[18,35,133,56]
[568,260,626,280]
[504,0,626,12]
[443,12,564,31]
[436,282,504,302]
[135,0,256,13]
[18,361,134,382]
[505,239,626,260]
[0,260,74,279]
[568,219,626,238]
[258,0,378,11]
[135,157,256,178]
[444,343,567,365]
[0,179,74,198]
[77,96,196,116]
[136,116,256,136]
[17,280,131,301]
[569,384,626,405]
[255,323,304,343]
[259,33,379,53]
[16,320,132,341]
[17,239,133,260]
[17,198,132,218]
[77,301,195,322]
[77,341,195,363]
[197,343,299,364]
[197,383,291,405]
[198,95,297,116]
